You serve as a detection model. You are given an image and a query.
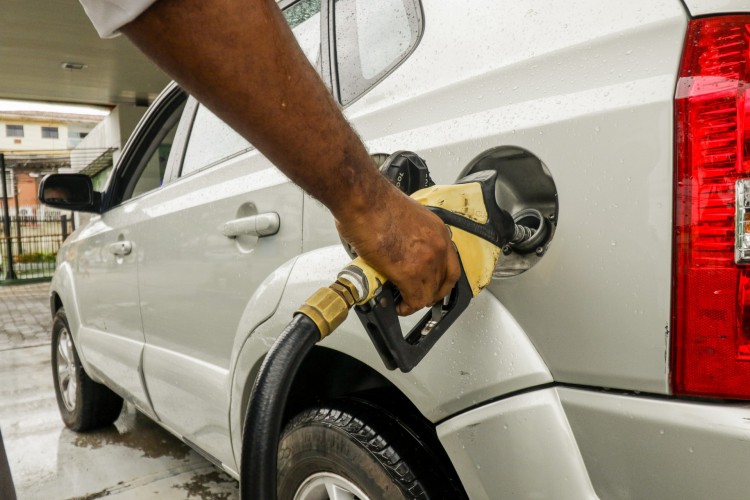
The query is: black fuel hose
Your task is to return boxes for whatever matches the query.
[240,313,320,499]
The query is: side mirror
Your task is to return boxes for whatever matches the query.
[38,174,101,213]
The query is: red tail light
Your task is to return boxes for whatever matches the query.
[673,16,750,399]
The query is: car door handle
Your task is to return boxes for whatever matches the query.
[108,241,133,256]
[222,213,280,238]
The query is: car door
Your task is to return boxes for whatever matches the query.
[136,103,304,469]
[73,84,188,417]
[136,1,321,469]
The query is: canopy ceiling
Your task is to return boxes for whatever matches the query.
[1,0,170,107]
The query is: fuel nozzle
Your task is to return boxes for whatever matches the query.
[299,152,549,372]
[344,166,518,371]
[376,151,548,254]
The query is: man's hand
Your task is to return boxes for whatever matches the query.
[337,186,461,316]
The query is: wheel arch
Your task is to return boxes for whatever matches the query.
[50,290,63,316]
[241,345,469,498]
[229,245,553,473]
[238,345,423,432]
[48,263,83,348]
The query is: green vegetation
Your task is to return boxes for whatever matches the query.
[14,252,56,264]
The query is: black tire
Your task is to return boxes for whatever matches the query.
[51,309,123,431]
[278,401,446,500]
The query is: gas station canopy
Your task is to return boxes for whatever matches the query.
[1,0,170,107]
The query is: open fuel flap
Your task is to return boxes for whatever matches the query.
[460,146,558,277]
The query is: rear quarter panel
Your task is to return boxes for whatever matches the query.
[336,0,688,394]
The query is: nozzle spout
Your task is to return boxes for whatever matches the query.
[511,223,537,245]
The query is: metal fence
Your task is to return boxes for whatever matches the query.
[0,214,73,282]
[0,152,76,283]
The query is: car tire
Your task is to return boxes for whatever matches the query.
[278,401,440,500]
[51,309,123,431]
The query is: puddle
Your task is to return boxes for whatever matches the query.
[71,404,191,460]
[173,470,238,499]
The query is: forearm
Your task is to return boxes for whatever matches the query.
[122,0,398,223]
[121,0,460,314]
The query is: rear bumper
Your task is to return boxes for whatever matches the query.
[437,387,750,499]
[560,387,750,500]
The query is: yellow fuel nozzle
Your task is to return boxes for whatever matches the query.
[296,168,523,371]
[333,171,513,304]
[337,257,387,305]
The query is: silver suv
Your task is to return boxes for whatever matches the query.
[43,0,750,498]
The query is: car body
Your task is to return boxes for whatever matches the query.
[47,0,750,498]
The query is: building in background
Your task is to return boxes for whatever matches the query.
[0,107,109,281]
[0,109,105,216]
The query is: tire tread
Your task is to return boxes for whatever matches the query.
[284,404,428,499]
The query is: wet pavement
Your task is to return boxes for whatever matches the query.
[0,283,239,499]
[0,282,51,351]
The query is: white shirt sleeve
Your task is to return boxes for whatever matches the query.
[79,0,160,38]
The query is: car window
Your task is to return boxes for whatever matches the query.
[285,0,322,73]
[179,0,322,178]
[129,106,184,198]
[181,105,252,177]
[112,91,187,206]
[334,0,422,105]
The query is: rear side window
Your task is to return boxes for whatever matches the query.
[285,0,322,73]
[181,105,252,177]
[334,0,422,105]
[180,0,323,178]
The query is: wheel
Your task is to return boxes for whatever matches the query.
[51,309,123,431]
[278,401,449,500]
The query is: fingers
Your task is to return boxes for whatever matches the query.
[436,246,461,300]
[337,192,461,318]
[396,280,458,316]
[396,244,461,317]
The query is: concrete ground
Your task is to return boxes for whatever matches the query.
[0,282,239,499]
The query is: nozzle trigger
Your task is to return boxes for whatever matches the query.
[353,258,472,372]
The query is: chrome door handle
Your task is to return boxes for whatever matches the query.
[108,241,132,256]
[222,213,280,238]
